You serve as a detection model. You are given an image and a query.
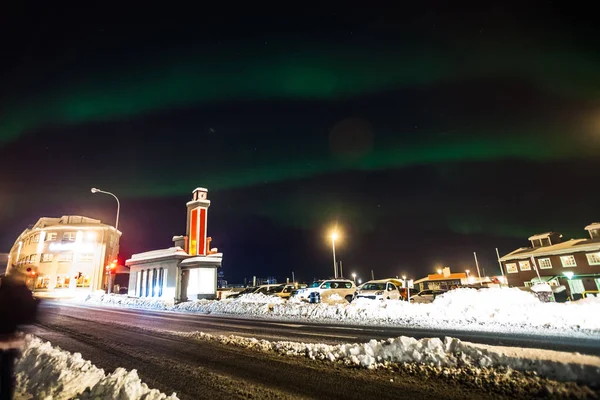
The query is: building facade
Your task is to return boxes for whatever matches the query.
[499,223,600,299]
[6,216,121,292]
[127,187,223,302]
[414,267,469,292]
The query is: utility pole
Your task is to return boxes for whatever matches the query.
[495,248,505,277]
[292,271,295,283]
[371,270,375,280]
[339,261,343,279]
[473,252,482,285]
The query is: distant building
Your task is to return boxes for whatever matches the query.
[499,223,600,299]
[217,270,228,288]
[6,216,120,292]
[126,188,222,301]
[414,267,468,292]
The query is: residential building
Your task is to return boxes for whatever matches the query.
[6,216,121,292]
[126,188,222,302]
[414,267,468,292]
[499,223,600,299]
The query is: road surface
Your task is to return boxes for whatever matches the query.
[27,301,598,399]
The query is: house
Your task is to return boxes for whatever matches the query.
[499,223,600,299]
[126,188,223,302]
[414,267,468,292]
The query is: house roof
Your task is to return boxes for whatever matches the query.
[126,247,189,264]
[414,272,467,284]
[585,223,600,231]
[528,232,560,241]
[500,238,600,261]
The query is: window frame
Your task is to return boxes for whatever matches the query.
[560,255,577,268]
[505,263,518,273]
[538,258,552,269]
[586,252,600,266]
[62,232,76,241]
[518,260,531,271]
[58,252,74,262]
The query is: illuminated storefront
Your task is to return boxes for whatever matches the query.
[7,216,121,293]
[127,187,223,302]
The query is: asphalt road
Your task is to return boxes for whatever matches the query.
[26,301,600,399]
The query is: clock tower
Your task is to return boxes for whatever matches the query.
[186,188,210,256]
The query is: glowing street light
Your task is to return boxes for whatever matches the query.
[91,188,120,231]
[330,231,339,278]
[402,275,411,302]
[563,271,574,280]
[437,269,442,274]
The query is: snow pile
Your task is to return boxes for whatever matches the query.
[169,330,600,386]
[15,336,178,400]
[85,293,174,310]
[83,288,600,336]
[234,293,286,304]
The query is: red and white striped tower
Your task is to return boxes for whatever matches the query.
[186,188,210,256]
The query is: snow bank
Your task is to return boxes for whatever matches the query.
[15,336,178,400]
[168,330,600,387]
[83,288,600,336]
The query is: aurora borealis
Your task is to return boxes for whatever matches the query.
[1,4,600,281]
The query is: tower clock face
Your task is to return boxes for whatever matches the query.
[200,192,206,199]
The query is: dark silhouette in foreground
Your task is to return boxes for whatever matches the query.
[0,267,39,400]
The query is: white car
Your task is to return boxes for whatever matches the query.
[410,289,447,303]
[295,279,357,302]
[355,279,402,301]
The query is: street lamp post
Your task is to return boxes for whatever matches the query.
[91,188,120,231]
[352,272,356,283]
[331,232,338,278]
[402,275,410,302]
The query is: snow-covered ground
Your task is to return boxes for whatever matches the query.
[167,330,600,388]
[83,288,600,337]
[14,336,178,400]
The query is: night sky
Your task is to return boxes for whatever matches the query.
[1,3,599,283]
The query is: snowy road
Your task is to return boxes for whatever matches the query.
[24,301,599,399]
[38,300,600,355]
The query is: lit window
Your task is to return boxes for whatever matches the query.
[538,258,552,269]
[79,253,94,262]
[63,232,76,241]
[86,231,97,241]
[46,232,57,241]
[586,252,600,266]
[506,263,518,273]
[560,255,577,268]
[518,260,531,271]
[58,252,73,262]
[28,254,37,264]
[41,253,53,262]
[33,234,40,243]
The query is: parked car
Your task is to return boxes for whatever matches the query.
[266,284,297,299]
[253,284,284,295]
[227,286,258,299]
[354,279,402,301]
[294,279,357,302]
[410,289,447,303]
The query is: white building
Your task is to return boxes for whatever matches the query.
[126,188,223,302]
[6,216,120,292]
